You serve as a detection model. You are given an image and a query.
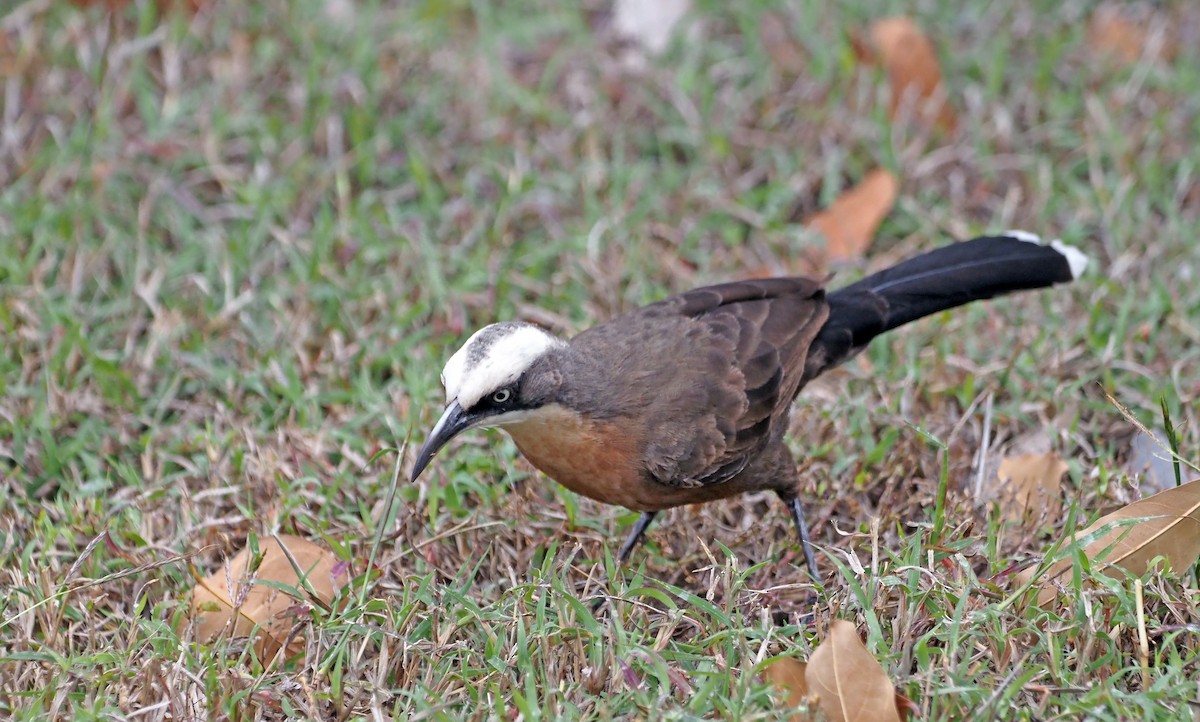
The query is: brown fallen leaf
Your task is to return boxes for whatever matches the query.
[805,169,898,263]
[806,620,902,722]
[763,657,816,722]
[1018,478,1200,607]
[860,17,956,133]
[187,534,344,660]
[994,452,1068,526]
[1087,5,1175,67]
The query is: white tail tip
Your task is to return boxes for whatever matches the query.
[1005,229,1089,279]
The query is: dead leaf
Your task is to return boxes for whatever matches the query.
[805,169,898,263]
[861,17,956,132]
[1018,478,1200,606]
[186,534,344,660]
[806,620,902,722]
[1087,5,1175,66]
[1004,429,1054,458]
[613,0,691,56]
[994,452,1067,525]
[1126,429,1179,496]
[763,657,816,722]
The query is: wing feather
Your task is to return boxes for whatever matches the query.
[629,278,829,487]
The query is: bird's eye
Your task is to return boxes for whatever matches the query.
[491,389,512,404]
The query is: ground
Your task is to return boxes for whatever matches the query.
[1,0,1199,719]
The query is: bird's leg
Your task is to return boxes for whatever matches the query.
[617,511,658,562]
[779,492,820,582]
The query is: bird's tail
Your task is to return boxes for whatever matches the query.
[808,232,1088,377]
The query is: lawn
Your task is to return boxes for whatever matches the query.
[2,0,1199,719]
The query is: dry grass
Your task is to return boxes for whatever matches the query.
[2,0,1199,719]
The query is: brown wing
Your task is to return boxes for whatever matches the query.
[566,278,828,489]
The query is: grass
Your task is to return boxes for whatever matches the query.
[1,0,1199,718]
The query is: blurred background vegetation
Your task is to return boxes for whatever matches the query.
[1,0,1198,718]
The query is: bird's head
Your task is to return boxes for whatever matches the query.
[410,322,566,482]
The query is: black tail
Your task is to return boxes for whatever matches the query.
[808,232,1087,377]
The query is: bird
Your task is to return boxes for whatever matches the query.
[410,232,1088,579]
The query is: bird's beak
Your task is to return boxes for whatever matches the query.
[411,400,477,482]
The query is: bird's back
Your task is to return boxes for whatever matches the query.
[559,278,830,491]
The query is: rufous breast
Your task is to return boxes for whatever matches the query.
[501,403,662,511]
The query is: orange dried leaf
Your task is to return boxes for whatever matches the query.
[994,452,1067,525]
[763,657,816,722]
[806,169,898,263]
[866,17,956,132]
[805,620,902,722]
[1017,478,1200,606]
[1087,6,1174,66]
[186,534,344,660]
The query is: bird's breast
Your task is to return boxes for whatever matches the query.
[500,404,663,511]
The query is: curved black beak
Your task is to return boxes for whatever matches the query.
[410,400,476,482]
